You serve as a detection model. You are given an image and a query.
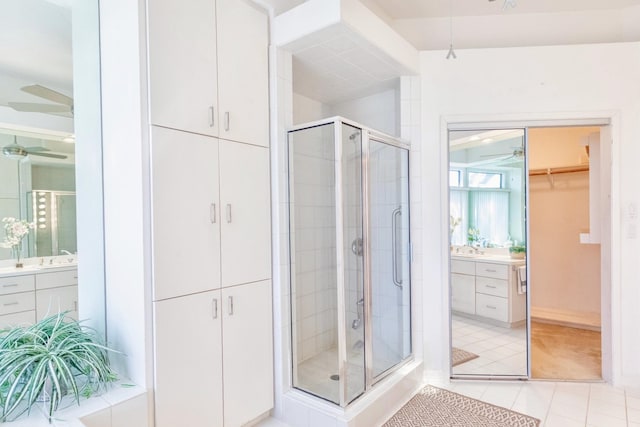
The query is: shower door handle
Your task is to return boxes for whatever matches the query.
[392,207,403,288]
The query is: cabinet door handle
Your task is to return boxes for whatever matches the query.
[485,269,497,273]
[226,204,232,223]
[209,106,215,127]
[486,305,496,310]
[212,298,218,319]
[73,301,78,312]
[3,302,18,307]
[224,112,230,131]
[228,296,234,315]
[2,283,18,288]
[210,203,217,224]
[486,285,497,289]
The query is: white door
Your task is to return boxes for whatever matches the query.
[151,126,221,300]
[219,141,271,287]
[154,291,223,427]
[217,0,269,147]
[222,281,273,427]
[147,0,218,136]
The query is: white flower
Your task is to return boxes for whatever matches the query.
[1,217,35,251]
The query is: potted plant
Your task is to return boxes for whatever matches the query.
[0,217,35,268]
[0,312,118,423]
[509,244,526,259]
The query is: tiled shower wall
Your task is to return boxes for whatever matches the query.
[290,124,338,363]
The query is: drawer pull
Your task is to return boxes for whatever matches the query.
[486,285,497,289]
[73,276,78,279]
[486,305,497,310]
[2,284,19,288]
[3,302,19,307]
[485,269,497,273]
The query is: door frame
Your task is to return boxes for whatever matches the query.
[442,112,617,383]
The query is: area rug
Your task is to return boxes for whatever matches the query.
[452,347,479,367]
[383,385,540,426]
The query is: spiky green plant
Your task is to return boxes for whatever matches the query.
[0,312,118,422]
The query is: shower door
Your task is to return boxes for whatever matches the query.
[367,139,411,381]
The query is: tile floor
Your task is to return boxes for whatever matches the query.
[452,314,527,376]
[258,380,640,427]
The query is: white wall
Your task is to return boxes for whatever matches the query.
[292,92,329,125]
[330,88,399,137]
[420,42,640,387]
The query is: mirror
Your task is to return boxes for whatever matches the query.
[449,129,528,378]
[0,134,76,260]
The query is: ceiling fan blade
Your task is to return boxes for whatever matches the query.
[8,102,72,113]
[25,146,51,153]
[29,152,68,159]
[21,84,73,106]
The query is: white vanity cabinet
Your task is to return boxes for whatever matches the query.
[154,280,272,427]
[0,267,78,330]
[451,257,525,327]
[151,128,271,300]
[148,0,268,147]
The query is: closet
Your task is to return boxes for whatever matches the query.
[147,1,273,426]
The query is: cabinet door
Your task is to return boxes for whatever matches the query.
[148,0,218,136]
[217,0,269,147]
[152,127,221,300]
[154,291,223,427]
[222,281,273,427]
[36,286,78,321]
[451,273,475,314]
[219,141,271,287]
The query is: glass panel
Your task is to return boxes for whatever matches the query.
[369,140,411,379]
[449,129,528,378]
[341,124,364,403]
[288,123,340,404]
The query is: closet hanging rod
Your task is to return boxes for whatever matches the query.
[529,165,589,176]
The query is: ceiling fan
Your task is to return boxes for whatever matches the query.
[480,146,524,162]
[2,136,67,160]
[7,84,73,118]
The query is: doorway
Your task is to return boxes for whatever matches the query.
[448,122,611,381]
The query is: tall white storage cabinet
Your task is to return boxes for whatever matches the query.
[147,1,273,426]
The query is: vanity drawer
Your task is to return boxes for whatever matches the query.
[475,262,509,280]
[476,276,508,298]
[0,275,35,296]
[36,269,78,290]
[451,259,475,275]
[0,291,36,316]
[451,273,475,314]
[0,310,35,329]
[475,293,508,322]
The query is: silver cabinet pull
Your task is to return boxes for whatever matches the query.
[73,301,78,311]
[486,305,496,310]
[2,283,18,288]
[210,203,217,224]
[3,302,19,307]
[228,296,234,315]
[224,112,230,131]
[486,269,497,273]
[212,298,218,319]
[226,204,232,223]
[486,285,497,289]
[208,106,215,127]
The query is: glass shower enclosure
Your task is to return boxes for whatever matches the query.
[288,117,411,407]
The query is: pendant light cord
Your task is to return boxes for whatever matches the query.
[446,0,457,59]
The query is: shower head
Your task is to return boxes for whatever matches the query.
[349,132,360,141]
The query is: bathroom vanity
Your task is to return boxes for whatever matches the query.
[0,264,78,329]
[451,254,526,327]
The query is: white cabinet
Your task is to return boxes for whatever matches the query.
[154,291,224,427]
[219,141,271,287]
[221,281,273,427]
[151,130,271,300]
[0,268,78,329]
[154,280,272,427]
[148,0,218,136]
[147,0,269,148]
[217,0,269,147]
[450,258,525,327]
[151,127,221,301]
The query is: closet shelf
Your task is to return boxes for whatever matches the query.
[529,165,589,176]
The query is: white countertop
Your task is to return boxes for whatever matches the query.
[451,253,525,265]
[0,262,78,278]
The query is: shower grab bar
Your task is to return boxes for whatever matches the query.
[392,207,403,288]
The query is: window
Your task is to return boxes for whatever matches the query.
[449,170,462,187]
[468,171,502,188]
